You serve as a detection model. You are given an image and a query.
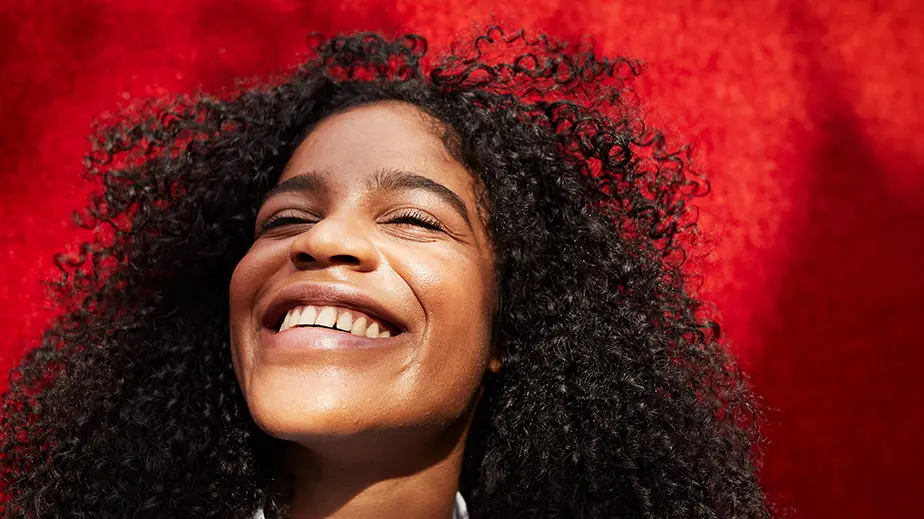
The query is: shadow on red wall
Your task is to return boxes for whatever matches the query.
[753,4,924,517]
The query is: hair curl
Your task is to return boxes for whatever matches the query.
[0,27,772,519]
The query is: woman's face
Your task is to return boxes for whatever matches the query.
[229,102,499,448]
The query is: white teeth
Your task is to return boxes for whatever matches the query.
[315,306,337,327]
[280,310,295,332]
[289,307,302,327]
[335,311,353,331]
[365,322,379,339]
[297,306,317,326]
[277,304,394,338]
[350,316,367,336]
[279,306,305,332]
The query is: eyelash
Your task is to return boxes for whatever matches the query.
[259,214,309,233]
[387,209,445,231]
[258,209,445,234]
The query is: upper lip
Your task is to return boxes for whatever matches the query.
[260,281,406,334]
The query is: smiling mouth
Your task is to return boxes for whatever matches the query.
[271,304,400,339]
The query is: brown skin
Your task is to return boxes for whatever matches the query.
[229,101,500,518]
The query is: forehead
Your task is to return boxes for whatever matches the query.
[279,102,471,195]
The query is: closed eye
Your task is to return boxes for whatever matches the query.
[257,210,446,236]
[258,214,313,234]
[386,210,445,232]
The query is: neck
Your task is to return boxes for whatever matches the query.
[278,421,470,519]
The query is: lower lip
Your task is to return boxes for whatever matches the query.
[260,325,404,352]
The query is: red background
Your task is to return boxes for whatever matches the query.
[1,1,922,517]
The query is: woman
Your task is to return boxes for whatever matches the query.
[0,28,772,518]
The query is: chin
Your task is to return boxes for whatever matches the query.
[242,374,473,453]
[251,407,370,443]
[245,378,376,439]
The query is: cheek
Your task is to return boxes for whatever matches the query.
[228,244,283,384]
[406,251,496,402]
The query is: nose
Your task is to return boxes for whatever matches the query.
[288,213,379,272]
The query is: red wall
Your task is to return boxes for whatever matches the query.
[1,1,921,517]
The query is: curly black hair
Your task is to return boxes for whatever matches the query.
[0,27,772,519]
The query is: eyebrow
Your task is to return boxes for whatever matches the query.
[260,171,326,206]
[260,168,471,225]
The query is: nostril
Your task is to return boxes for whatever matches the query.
[293,252,314,264]
[291,252,362,267]
[330,254,360,265]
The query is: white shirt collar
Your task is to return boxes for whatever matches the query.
[252,491,469,518]
[453,490,470,519]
